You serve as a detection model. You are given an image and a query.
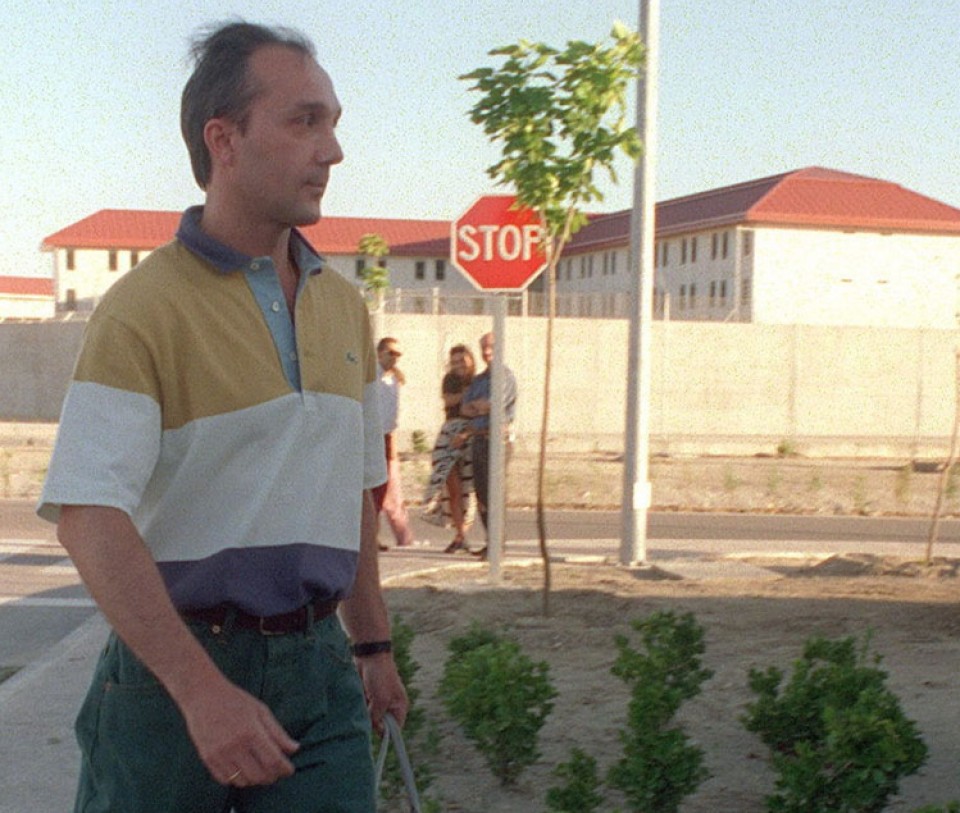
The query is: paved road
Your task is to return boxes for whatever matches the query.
[513,508,960,544]
[4,498,960,675]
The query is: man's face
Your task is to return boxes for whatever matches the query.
[480,336,494,366]
[378,342,401,371]
[227,45,344,228]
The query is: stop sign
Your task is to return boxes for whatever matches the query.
[451,195,547,291]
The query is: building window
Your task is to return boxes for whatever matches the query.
[435,259,446,281]
[376,258,387,269]
[580,256,586,278]
[689,283,697,309]
[65,289,76,310]
[681,238,687,265]
[108,250,118,271]
[130,250,139,266]
[711,233,718,260]
[355,259,365,278]
[414,261,425,280]
[690,237,698,263]
[662,242,670,267]
[588,255,594,277]
[679,284,686,310]
[719,280,728,306]
[743,231,753,256]
[66,249,75,271]
[602,253,609,276]
[742,277,752,305]
[709,281,716,307]
[722,231,730,259]
[611,251,617,274]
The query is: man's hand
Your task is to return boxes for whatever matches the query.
[355,653,408,734]
[56,506,299,787]
[179,676,300,786]
[343,491,409,733]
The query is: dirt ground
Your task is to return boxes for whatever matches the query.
[385,560,960,812]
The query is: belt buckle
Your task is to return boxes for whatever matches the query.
[258,615,287,636]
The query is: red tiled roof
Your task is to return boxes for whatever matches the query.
[41,209,450,255]
[565,167,960,254]
[0,276,55,297]
[41,210,182,250]
[301,217,448,254]
[748,170,960,231]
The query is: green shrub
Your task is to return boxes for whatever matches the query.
[743,634,928,813]
[894,463,912,505]
[411,429,429,455]
[546,748,604,813]
[722,465,742,493]
[439,625,556,786]
[608,611,713,813]
[776,439,797,457]
[852,474,871,515]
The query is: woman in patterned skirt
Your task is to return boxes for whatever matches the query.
[421,344,476,552]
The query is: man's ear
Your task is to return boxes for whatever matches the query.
[203,118,238,171]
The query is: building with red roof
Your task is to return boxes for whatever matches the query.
[0,276,56,320]
[29,166,960,327]
[558,167,960,327]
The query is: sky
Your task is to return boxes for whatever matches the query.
[2,0,958,278]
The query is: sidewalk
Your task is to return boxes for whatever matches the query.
[0,612,106,813]
[1,535,956,812]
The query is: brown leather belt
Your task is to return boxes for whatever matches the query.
[181,597,339,635]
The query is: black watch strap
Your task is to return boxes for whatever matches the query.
[352,640,393,657]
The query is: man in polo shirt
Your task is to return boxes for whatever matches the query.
[37,21,406,812]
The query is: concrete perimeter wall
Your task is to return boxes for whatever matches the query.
[3,316,957,457]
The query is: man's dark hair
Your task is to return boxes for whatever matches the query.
[181,21,315,188]
[377,337,398,352]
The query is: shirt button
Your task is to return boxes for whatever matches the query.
[251,261,260,270]
[271,301,281,312]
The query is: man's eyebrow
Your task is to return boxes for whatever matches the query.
[292,101,342,121]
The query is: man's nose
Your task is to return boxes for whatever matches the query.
[318,131,344,166]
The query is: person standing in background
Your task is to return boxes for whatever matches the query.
[460,331,517,558]
[421,343,476,552]
[373,336,414,549]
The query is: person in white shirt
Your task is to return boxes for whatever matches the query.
[373,337,414,548]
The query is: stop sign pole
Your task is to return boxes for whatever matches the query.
[452,195,546,580]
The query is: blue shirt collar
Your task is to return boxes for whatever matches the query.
[175,205,325,276]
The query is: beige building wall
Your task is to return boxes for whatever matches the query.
[52,247,150,309]
[556,225,960,329]
[752,228,960,328]
[0,296,55,319]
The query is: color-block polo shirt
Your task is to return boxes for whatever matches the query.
[38,207,387,615]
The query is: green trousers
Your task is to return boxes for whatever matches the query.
[73,614,375,813]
